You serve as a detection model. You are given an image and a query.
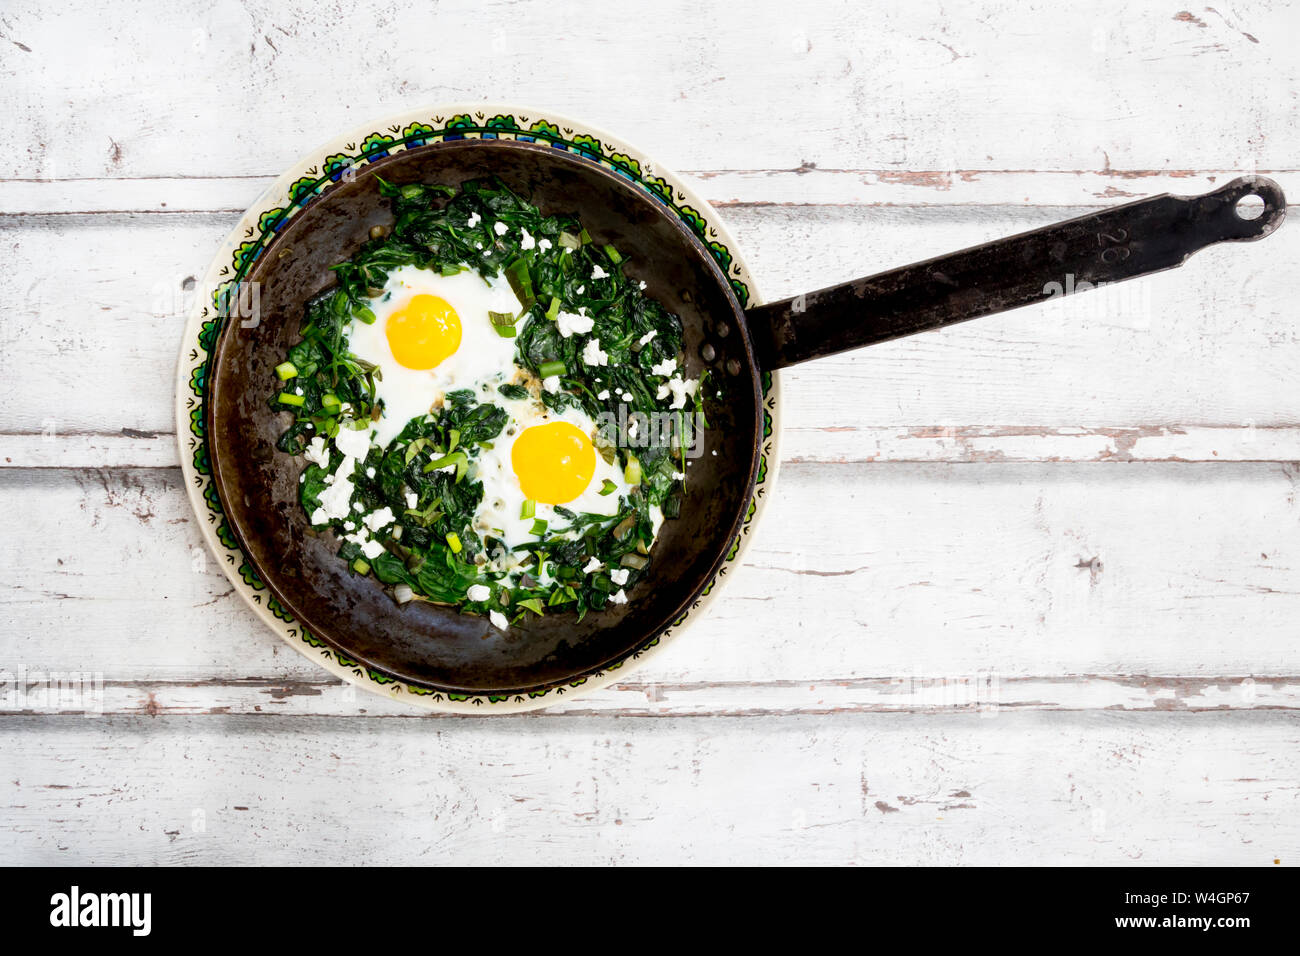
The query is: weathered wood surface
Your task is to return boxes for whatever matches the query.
[1,0,1297,863]
[3,713,1296,865]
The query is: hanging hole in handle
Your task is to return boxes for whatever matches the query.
[1235,193,1266,221]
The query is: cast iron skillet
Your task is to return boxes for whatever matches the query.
[207,139,1286,695]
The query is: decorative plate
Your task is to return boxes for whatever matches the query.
[175,105,781,712]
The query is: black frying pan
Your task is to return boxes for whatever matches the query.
[206,139,1286,696]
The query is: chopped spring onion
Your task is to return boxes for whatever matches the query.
[579,227,592,245]
[277,392,306,407]
[545,295,561,321]
[530,518,548,537]
[275,361,298,380]
[599,479,617,496]
[603,244,623,265]
[353,306,377,325]
[623,455,642,485]
[620,553,649,570]
[613,514,637,540]
[557,231,581,250]
[440,263,466,276]
[494,324,517,338]
[321,393,341,411]
[448,429,460,453]
[351,557,371,575]
[488,310,516,328]
[538,360,566,378]
[520,499,535,520]
[423,450,467,473]
[445,532,462,554]
[393,584,414,604]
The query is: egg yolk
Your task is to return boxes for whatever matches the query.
[511,421,597,504]
[385,294,461,369]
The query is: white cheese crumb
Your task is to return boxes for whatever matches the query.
[489,610,509,630]
[665,375,699,410]
[638,280,647,291]
[582,557,604,574]
[672,471,686,481]
[542,375,561,393]
[556,310,595,338]
[591,264,609,280]
[581,338,609,367]
[610,568,630,586]
[332,423,372,460]
[363,506,394,532]
[638,330,657,346]
[360,538,385,560]
[538,237,553,251]
[313,455,356,522]
[650,358,676,377]
[304,435,330,468]
[520,228,536,250]
[467,211,481,228]
[610,589,628,605]
[352,501,364,512]
[466,584,491,602]
[596,389,610,400]
[309,508,326,525]
[366,466,376,478]
[493,220,508,236]
[575,285,585,295]
[405,491,418,509]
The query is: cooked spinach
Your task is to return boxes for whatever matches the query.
[273,177,707,623]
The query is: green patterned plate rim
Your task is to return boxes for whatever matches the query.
[175,104,782,713]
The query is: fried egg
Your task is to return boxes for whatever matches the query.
[472,394,638,554]
[346,263,523,448]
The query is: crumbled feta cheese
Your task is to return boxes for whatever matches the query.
[671,471,686,481]
[651,358,676,377]
[656,383,670,401]
[628,419,639,440]
[360,538,385,560]
[564,246,573,255]
[582,557,604,574]
[638,280,647,291]
[344,520,356,531]
[538,237,553,251]
[467,211,481,228]
[309,507,326,525]
[363,506,394,532]
[352,501,364,512]
[520,228,535,250]
[332,423,372,460]
[596,389,611,400]
[581,338,608,367]
[575,285,585,295]
[592,264,609,280]
[466,584,491,602]
[665,375,699,410]
[365,466,376,478]
[405,491,418,509]
[493,221,508,236]
[304,435,330,468]
[610,589,628,605]
[610,568,630,586]
[313,455,356,522]
[542,375,561,393]
[556,310,595,338]
[638,330,657,346]
[489,610,509,630]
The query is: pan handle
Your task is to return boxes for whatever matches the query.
[745,175,1286,370]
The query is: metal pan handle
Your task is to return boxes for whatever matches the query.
[745,175,1286,370]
